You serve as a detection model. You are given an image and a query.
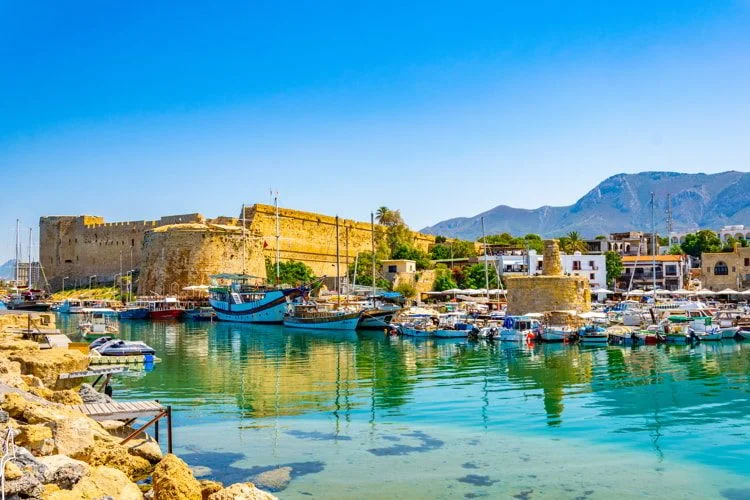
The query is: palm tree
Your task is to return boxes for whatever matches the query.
[563,231,588,253]
[375,206,390,224]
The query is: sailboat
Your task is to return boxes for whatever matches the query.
[6,223,50,312]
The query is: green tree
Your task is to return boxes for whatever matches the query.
[391,243,432,270]
[265,259,316,286]
[394,282,417,299]
[668,244,685,255]
[432,264,458,291]
[522,234,544,253]
[375,206,390,224]
[348,252,391,290]
[560,231,588,253]
[595,234,608,240]
[604,251,623,288]
[680,230,722,258]
[658,236,670,246]
[429,240,477,260]
[460,263,499,289]
[434,235,447,244]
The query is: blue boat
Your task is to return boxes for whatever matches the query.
[283,304,362,330]
[119,307,150,320]
[209,274,305,324]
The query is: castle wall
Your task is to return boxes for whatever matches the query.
[138,224,266,295]
[246,204,435,277]
[40,205,436,292]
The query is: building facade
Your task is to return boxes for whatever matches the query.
[618,255,688,291]
[481,251,606,288]
[700,245,750,291]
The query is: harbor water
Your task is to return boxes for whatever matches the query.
[58,316,750,499]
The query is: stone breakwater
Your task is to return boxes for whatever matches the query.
[0,312,276,500]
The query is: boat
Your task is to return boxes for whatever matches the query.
[283,303,362,330]
[58,298,84,314]
[499,316,541,342]
[209,274,304,323]
[713,310,743,339]
[4,291,51,312]
[91,338,156,356]
[78,311,119,340]
[148,297,185,320]
[400,324,434,337]
[578,324,609,344]
[662,316,700,344]
[358,306,399,330]
[431,323,475,338]
[539,311,579,342]
[119,306,151,320]
[183,306,216,321]
[687,316,722,341]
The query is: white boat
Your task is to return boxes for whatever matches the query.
[209,274,304,323]
[283,303,362,330]
[540,326,577,342]
[713,310,743,339]
[578,325,609,344]
[58,298,83,314]
[358,306,400,330]
[400,325,433,337]
[432,327,472,338]
[738,330,750,340]
[78,312,119,339]
[499,316,540,342]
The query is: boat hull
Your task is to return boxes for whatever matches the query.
[210,289,297,324]
[540,329,574,342]
[580,335,609,344]
[119,308,151,320]
[284,314,361,330]
[7,302,51,312]
[149,309,184,320]
[357,310,396,330]
[400,326,433,337]
[432,329,470,338]
[719,327,739,339]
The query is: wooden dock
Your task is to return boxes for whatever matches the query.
[73,400,173,453]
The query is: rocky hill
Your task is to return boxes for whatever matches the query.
[421,171,750,239]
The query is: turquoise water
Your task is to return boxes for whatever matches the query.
[57,316,750,499]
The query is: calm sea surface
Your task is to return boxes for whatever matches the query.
[58,316,750,499]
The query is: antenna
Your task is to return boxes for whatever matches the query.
[665,193,673,236]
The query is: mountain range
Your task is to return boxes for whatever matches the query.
[0,259,16,280]
[420,171,750,240]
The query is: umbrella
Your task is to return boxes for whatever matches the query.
[695,290,716,296]
[655,289,672,295]
[672,289,693,295]
[625,290,644,296]
[716,288,739,295]
[592,288,613,294]
[742,290,750,295]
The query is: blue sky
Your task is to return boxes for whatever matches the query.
[1,1,749,262]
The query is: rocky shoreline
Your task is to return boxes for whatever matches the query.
[0,312,276,500]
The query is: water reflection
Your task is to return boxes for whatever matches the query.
[56,316,750,475]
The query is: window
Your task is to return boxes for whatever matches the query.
[714,261,729,276]
[572,261,581,270]
[589,260,595,268]
[744,257,750,266]
[665,265,677,276]
[590,273,595,280]
[388,265,397,273]
[537,261,543,270]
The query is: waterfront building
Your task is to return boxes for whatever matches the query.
[481,251,606,288]
[618,254,688,291]
[700,244,750,291]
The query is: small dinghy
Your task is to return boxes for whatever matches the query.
[91,338,156,356]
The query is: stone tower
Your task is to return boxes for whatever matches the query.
[504,239,591,315]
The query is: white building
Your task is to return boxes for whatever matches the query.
[718,225,750,242]
[480,251,607,288]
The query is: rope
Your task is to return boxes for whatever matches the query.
[0,427,18,500]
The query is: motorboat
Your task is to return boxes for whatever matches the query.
[78,312,119,340]
[58,298,84,314]
[578,324,609,345]
[91,338,156,356]
[148,297,185,320]
[183,306,216,321]
[499,316,540,342]
[713,310,743,339]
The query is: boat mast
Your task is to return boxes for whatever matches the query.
[481,216,489,300]
[275,194,280,284]
[371,212,375,299]
[336,215,341,308]
[241,203,246,275]
[14,219,19,288]
[28,227,32,289]
[651,192,656,295]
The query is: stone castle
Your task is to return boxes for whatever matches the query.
[40,205,435,294]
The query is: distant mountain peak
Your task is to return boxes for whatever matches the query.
[421,171,750,240]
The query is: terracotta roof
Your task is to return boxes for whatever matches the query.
[622,255,684,262]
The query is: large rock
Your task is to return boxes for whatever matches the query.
[12,446,49,482]
[16,423,54,455]
[1,392,31,419]
[37,454,90,490]
[2,471,44,498]
[53,415,98,457]
[0,355,29,390]
[208,483,278,500]
[46,466,143,500]
[126,437,163,464]
[77,439,152,481]
[199,480,224,500]
[9,348,89,389]
[79,383,112,404]
[251,467,292,491]
[4,460,23,480]
[47,389,84,405]
[152,454,202,500]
